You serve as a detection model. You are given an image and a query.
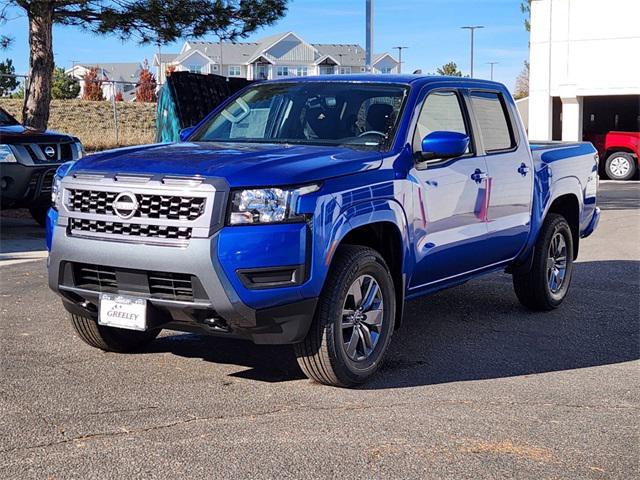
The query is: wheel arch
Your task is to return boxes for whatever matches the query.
[325,199,411,328]
[546,193,580,260]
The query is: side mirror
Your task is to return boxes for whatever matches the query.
[420,131,470,161]
[179,126,196,142]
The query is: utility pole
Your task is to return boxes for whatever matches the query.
[487,61,498,80]
[461,25,484,78]
[393,46,408,74]
[365,0,374,72]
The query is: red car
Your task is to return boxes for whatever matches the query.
[585,131,640,180]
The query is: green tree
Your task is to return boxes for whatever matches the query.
[436,62,463,77]
[521,0,532,32]
[10,87,24,99]
[0,58,19,96]
[51,66,80,99]
[5,0,289,129]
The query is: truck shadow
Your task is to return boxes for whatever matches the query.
[148,260,639,388]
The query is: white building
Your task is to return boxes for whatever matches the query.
[528,0,640,141]
[152,32,400,86]
[66,63,143,101]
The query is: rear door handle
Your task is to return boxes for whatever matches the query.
[518,163,530,176]
[471,169,488,183]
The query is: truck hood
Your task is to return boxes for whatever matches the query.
[0,124,76,143]
[69,142,383,187]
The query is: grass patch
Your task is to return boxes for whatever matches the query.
[0,99,156,151]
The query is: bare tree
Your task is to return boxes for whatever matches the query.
[514,61,530,100]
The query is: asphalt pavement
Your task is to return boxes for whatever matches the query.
[1,181,638,479]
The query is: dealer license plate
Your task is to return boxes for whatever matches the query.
[98,294,147,331]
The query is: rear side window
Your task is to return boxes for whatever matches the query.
[412,91,469,152]
[470,92,515,152]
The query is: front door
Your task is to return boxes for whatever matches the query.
[468,91,533,264]
[409,89,490,290]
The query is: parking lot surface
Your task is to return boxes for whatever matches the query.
[1,181,638,479]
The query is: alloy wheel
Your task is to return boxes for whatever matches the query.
[547,231,568,294]
[610,156,631,178]
[341,274,384,362]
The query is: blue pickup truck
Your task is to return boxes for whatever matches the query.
[46,75,600,387]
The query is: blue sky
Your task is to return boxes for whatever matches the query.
[3,0,529,89]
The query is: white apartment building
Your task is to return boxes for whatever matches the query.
[528,0,640,141]
[153,32,400,86]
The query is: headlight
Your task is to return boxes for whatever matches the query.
[51,161,76,208]
[228,184,320,225]
[0,145,17,163]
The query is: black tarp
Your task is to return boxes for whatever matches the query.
[156,72,252,143]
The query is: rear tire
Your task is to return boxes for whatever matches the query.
[69,313,160,352]
[294,246,396,387]
[513,213,574,311]
[605,152,637,180]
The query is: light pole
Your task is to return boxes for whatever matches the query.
[487,61,498,80]
[365,0,374,72]
[393,46,408,74]
[461,25,484,78]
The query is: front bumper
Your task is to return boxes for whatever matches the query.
[0,163,60,208]
[48,227,317,344]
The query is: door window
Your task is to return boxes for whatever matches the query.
[412,91,469,154]
[470,92,516,152]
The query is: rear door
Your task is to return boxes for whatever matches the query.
[408,88,491,289]
[468,90,533,264]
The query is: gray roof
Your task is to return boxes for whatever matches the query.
[77,62,142,83]
[160,33,397,67]
[312,44,365,65]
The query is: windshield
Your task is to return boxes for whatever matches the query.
[0,108,19,126]
[192,82,408,150]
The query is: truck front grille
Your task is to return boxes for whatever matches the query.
[68,189,206,221]
[73,263,195,301]
[70,218,192,240]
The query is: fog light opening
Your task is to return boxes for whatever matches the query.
[203,317,230,332]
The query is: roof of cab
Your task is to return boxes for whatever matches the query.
[259,74,506,89]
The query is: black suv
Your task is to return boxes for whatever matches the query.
[0,107,84,225]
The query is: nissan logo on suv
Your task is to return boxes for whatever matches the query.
[44,146,56,158]
[112,192,139,219]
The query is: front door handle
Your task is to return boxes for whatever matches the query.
[518,163,530,176]
[471,169,488,183]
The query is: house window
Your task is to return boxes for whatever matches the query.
[319,66,334,75]
[380,67,393,74]
[188,65,202,74]
[296,66,308,77]
[276,66,289,77]
[338,66,351,75]
[228,66,241,77]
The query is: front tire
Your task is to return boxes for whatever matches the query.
[69,313,160,352]
[605,152,637,180]
[513,213,574,311]
[294,246,396,387]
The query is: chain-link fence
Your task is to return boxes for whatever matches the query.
[0,73,158,151]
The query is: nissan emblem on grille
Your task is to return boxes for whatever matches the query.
[44,146,56,158]
[112,192,139,219]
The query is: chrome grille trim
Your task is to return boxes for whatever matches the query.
[67,189,206,220]
[58,173,227,245]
